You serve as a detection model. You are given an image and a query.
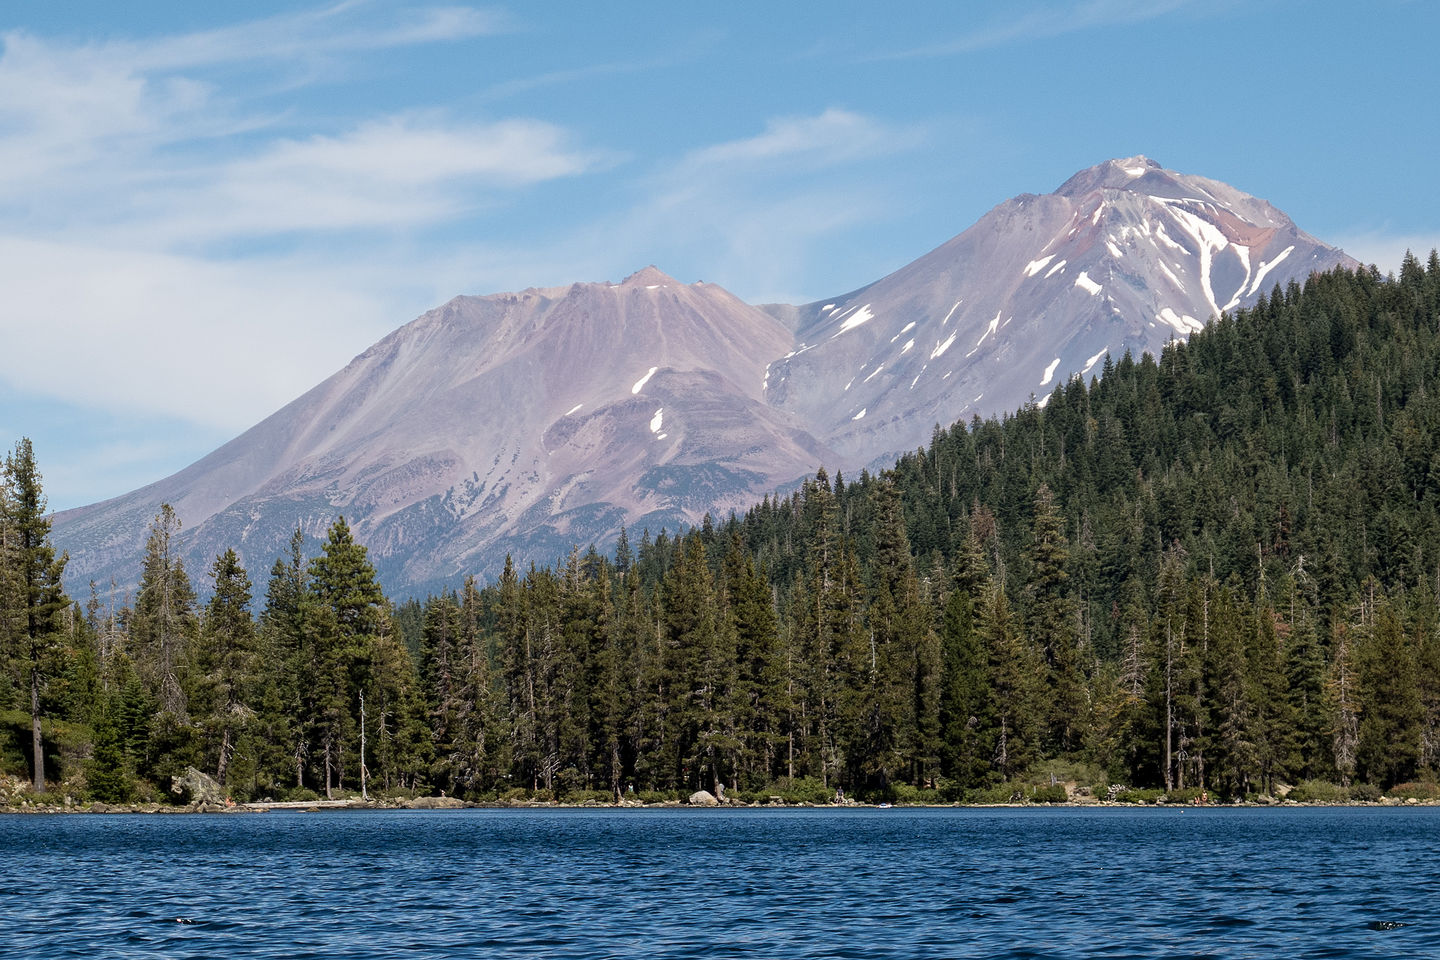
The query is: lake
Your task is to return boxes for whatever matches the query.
[1,806,1434,958]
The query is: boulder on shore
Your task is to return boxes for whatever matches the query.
[171,767,225,805]
[688,790,719,806]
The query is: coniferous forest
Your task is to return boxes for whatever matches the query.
[6,256,1440,806]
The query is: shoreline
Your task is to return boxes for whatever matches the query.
[4,796,1438,815]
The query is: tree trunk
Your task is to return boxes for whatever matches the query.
[217,724,233,786]
[30,668,44,793]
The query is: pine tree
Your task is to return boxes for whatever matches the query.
[130,504,198,719]
[1,439,69,791]
[197,549,257,787]
[306,516,386,797]
[1026,484,1083,754]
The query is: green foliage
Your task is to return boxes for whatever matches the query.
[1286,779,1351,803]
[1349,782,1383,803]
[85,710,132,803]
[757,777,832,804]
[1030,784,1068,803]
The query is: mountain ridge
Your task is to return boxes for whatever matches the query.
[51,157,1358,596]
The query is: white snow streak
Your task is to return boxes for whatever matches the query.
[1222,244,1251,313]
[974,311,1001,348]
[901,339,915,354]
[1040,357,1061,387]
[1154,223,1185,252]
[1158,260,1185,291]
[1024,255,1056,277]
[864,365,884,383]
[565,403,584,417]
[1106,240,1124,259]
[631,367,658,394]
[941,301,962,325]
[650,408,664,433]
[852,408,867,420]
[931,332,958,359]
[836,304,875,334]
[1045,259,1068,279]
[1247,246,1294,296]
[1037,394,1052,409]
[1074,272,1102,296]
[1158,307,1204,334]
[890,321,917,343]
[1083,348,1107,374]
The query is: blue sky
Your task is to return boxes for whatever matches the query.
[3,0,1438,511]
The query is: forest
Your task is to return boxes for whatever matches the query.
[4,254,1440,806]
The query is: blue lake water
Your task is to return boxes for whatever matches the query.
[1,806,1436,959]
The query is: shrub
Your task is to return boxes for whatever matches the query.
[887,782,944,804]
[1387,781,1440,801]
[759,777,832,804]
[1030,784,1068,804]
[1350,783,1382,802]
[1286,780,1349,803]
[635,790,683,804]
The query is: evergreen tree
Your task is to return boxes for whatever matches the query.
[0,440,69,791]
[306,516,386,797]
[196,549,257,787]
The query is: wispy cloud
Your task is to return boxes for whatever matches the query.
[0,6,602,431]
[680,109,921,171]
[870,0,1201,59]
[62,3,505,72]
[537,109,929,303]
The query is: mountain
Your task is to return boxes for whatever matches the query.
[51,157,1357,596]
[53,267,831,594]
[764,156,1357,464]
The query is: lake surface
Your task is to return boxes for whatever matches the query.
[1,806,1435,958]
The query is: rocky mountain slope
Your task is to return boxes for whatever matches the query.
[765,156,1356,464]
[51,158,1358,596]
[53,268,830,593]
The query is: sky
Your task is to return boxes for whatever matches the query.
[3,0,1438,512]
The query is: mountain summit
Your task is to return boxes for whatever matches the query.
[52,158,1356,594]
[765,156,1356,463]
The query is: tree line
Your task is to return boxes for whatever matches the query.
[4,254,1440,804]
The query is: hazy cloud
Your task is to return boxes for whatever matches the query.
[871,0,1201,59]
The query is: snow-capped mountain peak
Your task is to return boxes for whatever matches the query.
[765,157,1356,464]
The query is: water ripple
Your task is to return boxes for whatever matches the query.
[1,807,1437,958]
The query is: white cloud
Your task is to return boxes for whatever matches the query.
[682,109,915,171]
[0,235,406,430]
[0,7,603,431]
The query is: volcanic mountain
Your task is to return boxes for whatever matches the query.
[53,268,829,594]
[764,155,1357,464]
[52,157,1357,596]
